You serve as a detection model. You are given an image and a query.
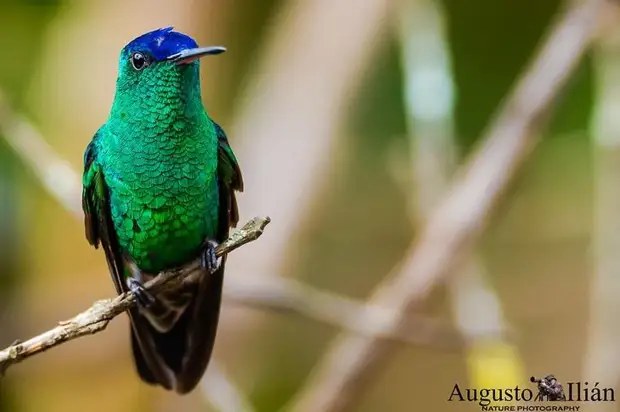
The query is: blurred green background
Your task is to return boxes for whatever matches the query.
[0,0,612,411]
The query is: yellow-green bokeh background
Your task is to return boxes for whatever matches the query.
[0,1,607,411]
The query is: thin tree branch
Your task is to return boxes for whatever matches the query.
[0,90,464,353]
[0,216,270,376]
[287,1,610,411]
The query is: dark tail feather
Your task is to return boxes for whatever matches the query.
[175,259,225,393]
[130,327,168,386]
[129,308,176,390]
[129,261,225,394]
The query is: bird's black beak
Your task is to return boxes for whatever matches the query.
[167,46,226,65]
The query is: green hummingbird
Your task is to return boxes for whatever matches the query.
[81,27,243,394]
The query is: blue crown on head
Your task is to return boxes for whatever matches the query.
[124,27,199,61]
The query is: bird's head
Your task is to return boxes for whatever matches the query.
[112,27,224,108]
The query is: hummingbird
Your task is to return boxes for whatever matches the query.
[81,27,243,394]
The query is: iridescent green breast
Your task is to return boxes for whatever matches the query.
[98,120,219,273]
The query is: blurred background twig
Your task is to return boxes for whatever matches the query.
[395,0,525,406]
[200,362,256,412]
[218,0,392,388]
[288,1,608,410]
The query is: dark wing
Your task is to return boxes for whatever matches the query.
[82,130,175,389]
[82,130,125,295]
[172,121,244,393]
[214,121,244,227]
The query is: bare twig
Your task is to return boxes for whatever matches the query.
[287,1,609,411]
[0,216,270,375]
[0,91,463,352]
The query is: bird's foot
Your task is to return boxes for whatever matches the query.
[127,277,156,308]
[200,239,221,274]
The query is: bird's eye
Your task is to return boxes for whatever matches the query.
[130,52,149,71]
